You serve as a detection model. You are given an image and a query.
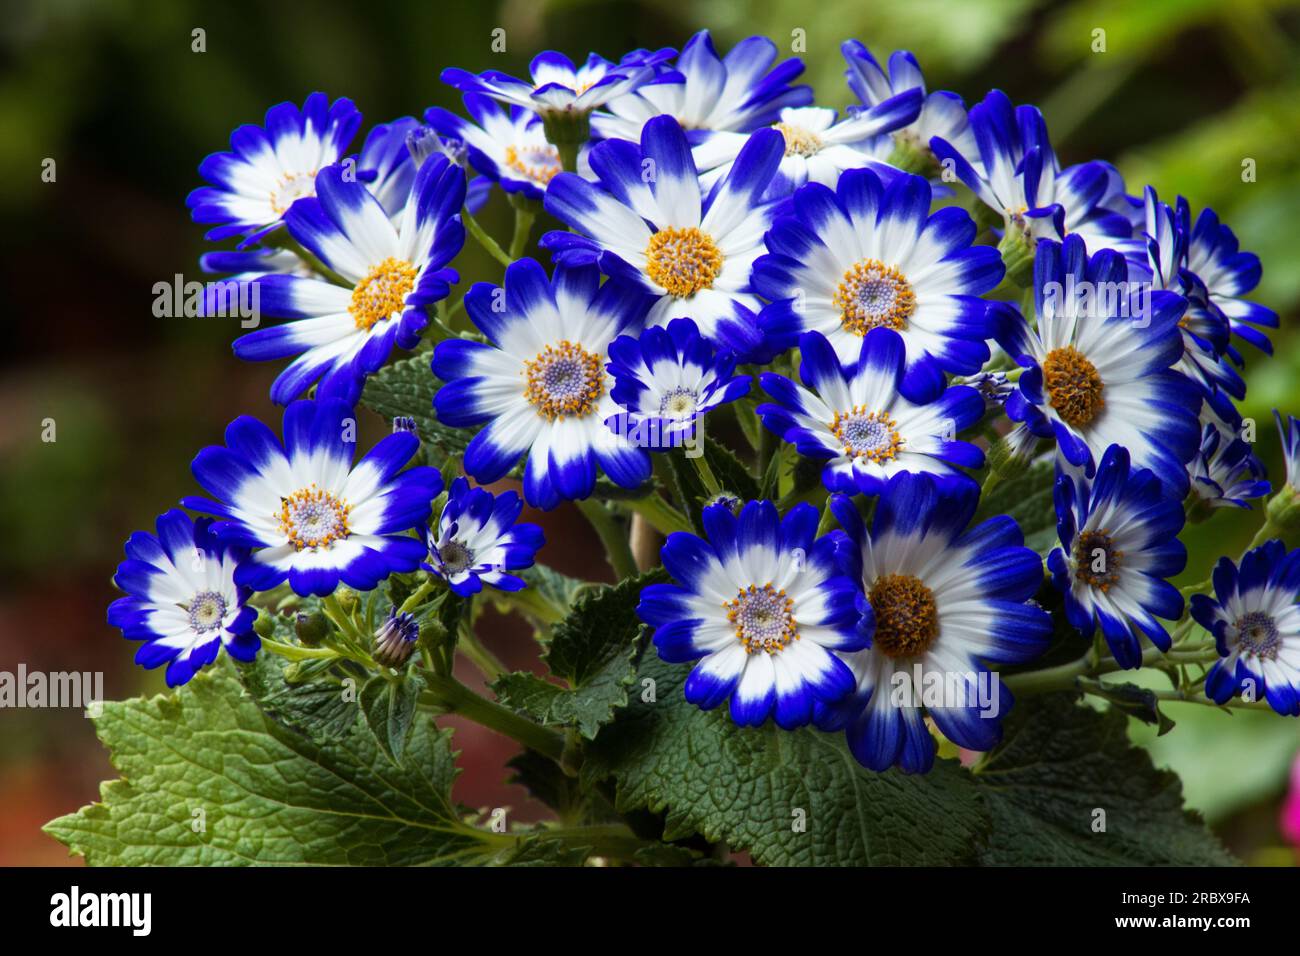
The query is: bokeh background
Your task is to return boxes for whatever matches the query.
[3,0,1299,865]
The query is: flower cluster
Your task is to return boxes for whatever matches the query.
[110,29,1296,776]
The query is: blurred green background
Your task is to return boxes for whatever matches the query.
[1,0,1298,864]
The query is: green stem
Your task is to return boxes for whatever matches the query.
[321,593,362,642]
[398,579,438,616]
[420,673,564,760]
[494,585,568,627]
[462,206,513,268]
[691,450,723,496]
[618,492,693,536]
[576,498,638,580]
[508,203,537,259]
[258,637,344,662]
[458,621,508,681]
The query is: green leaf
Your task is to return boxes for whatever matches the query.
[492,569,667,739]
[360,669,426,763]
[360,353,469,458]
[972,693,1235,866]
[703,438,760,501]
[583,654,989,866]
[238,650,360,742]
[43,657,541,866]
[976,459,1057,549]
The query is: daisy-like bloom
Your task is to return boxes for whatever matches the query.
[441,48,673,120]
[840,41,978,182]
[1049,444,1186,670]
[757,329,984,496]
[1188,422,1268,512]
[820,473,1051,773]
[184,398,442,597]
[691,97,921,199]
[605,318,750,451]
[354,116,424,219]
[543,115,784,361]
[1138,187,1243,403]
[186,92,361,245]
[637,499,869,728]
[1190,541,1300,716]
[1276,410,1300,493]
[108,510,258,687]
[930,90,1140,261]
[1183,199,1279,361]
[432,259,653,511]
[591,31,811,142]
[753,168,1003,401]
[233,155,466,405]
[422,477,544,596]
[998,234,1201,494]
[426,93,572,201]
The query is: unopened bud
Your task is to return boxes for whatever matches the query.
[373,609,420,668]
[294,610,330,646]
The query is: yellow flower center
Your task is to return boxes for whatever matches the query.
[829,408,903,463]
[278,484,351,551]
[869,573,939,659]
[1042,345,1105,429]
[645,226,723,298]
[350,257,418,332]
[524,340,605,420]
[504,144,562,186]
[724,583,799,655]
[269,170,318,215]
[834,259,916,336]
[773,122,823,157]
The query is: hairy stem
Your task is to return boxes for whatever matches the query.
[420,673,564,760]
[576,498,638,580]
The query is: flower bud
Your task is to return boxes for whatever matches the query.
[997,225,1037,289]
[294,610,330,646]
[373,609,420,668]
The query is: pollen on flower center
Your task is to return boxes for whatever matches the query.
[829,407,903,462]
[188,590,227,633]
[350,257,419,332]
[1235,610,1281,660]
[834,259,917,336]
[1073,529,1122,591]
[504,144,562,185]
[659,386,699,419]
[278,484,352,551]
[644,227,723,298]
[725,583,799,654]
[773,121,823,157]
[1043,345,1105,428]
[524,340,605,420]
[870,573,939,658]
[438,539,475,575]
[269,170,318,215]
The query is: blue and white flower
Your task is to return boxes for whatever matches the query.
[543,115,784,360]
[930,89,1141,260]
[605,318,750,451]
[820,473,1051,773]
[591,31,811,142]
[638,499,868,728]
[753,168,1003,400]
[841,41,978,182]
[1190,541,1300,716]
[1276,410,1300,493]
[1138,187,1243,403]
[1049,444,1186,670]
[187,92,361,244]
[432,259,653,510]
[691,97,921,199]
[998,234,1201,493]
[423,477,544,596]
[1184,201,1279,360]
[1188,420,1268,511]
[426,94,575,201]
[442,48,672,119]
[184,398,442,597]
[108,510,258,687]
[757,329,984,496]
[233,156,465,404]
